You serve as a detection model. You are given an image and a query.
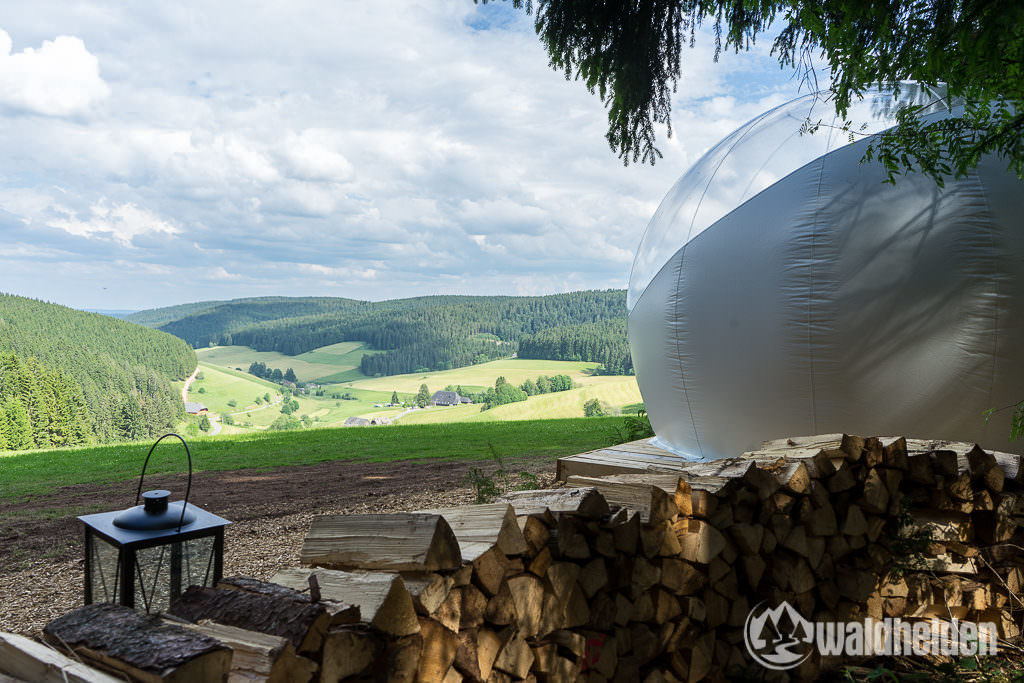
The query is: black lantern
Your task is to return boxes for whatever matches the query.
[79,434,230,613]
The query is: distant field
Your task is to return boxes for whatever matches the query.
[187,362,403,429]
[393,376,642,425]
[193,346,638,428]
[0,418,628,501]
[197,343,373,383]
[346,359,600,394]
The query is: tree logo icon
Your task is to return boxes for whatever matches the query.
[743,601,815,670]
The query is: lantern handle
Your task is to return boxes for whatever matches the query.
[134,433,193,532]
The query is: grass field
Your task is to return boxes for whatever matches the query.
[186,363,404,429]
[197,343,374,383]
[192,345,640,429]
[344,358,601,394]
[0,418,628,501]
[391,376,642,425]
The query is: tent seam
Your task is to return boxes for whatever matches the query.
[971,168,1001,416]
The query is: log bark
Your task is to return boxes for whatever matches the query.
[43,604,231,683]
[217,576,360,626]
[169,585,329,655]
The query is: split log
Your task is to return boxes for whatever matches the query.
[458,585,487,631]
[382,634,422,683]
[417,618,460,682]
[178,620,318,683]
[320,626,381,682]
[472,547,509,596]
[492,631,534,679]
[565,475,681,523]
[556,515,591,559]
[0,632,119,683]
[506,574,545,638]
[419,503,529,560]
[484,582,517,626]
[500,487,610,519]
[403,573,454,617]
[300,513,462,571]
[676,519,726,564]
[272,568,420,637]
[169,585,329,655]
[43,604,231,683]
[520,515,550,553]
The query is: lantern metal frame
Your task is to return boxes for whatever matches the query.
[79,433,230,611]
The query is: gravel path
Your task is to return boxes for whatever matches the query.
[0,456,557,635]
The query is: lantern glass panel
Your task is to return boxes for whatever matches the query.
[88,533,121,603]
[132,535,219,613]
[182,535,217,588]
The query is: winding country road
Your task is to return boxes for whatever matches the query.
[181,365,221,435]
[182,365,200,404]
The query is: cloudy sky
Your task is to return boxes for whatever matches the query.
[0,1,805,310]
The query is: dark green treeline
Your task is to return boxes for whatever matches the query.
[156,291,630,377]
[0,294,197,449]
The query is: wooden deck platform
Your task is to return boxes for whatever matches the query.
[556,438,691,480]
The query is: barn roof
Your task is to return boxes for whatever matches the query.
[184,402,208,413]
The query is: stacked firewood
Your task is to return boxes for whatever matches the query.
[6,434,1024,682]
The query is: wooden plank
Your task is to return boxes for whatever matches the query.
[301,513,462,571]
[0,632,120,683]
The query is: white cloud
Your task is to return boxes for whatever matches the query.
[0,29,109,116]
[0,3,806,309]
[49,201,180,244]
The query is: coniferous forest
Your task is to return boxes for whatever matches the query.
[0,294,196,450]
[146,290,632,377]
[516,319,633,375]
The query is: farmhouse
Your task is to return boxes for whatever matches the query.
[184,402,208,415]
[369,416,391,425]
[430,390,470,406]
[343,417,369,427]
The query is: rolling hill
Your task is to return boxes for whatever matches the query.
[0,294,197,449]
[137,291,632,378]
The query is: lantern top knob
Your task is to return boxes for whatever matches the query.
[142,489,171,512]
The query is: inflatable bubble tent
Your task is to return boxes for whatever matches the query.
[627,89,1024,461]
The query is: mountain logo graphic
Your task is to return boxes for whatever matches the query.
[743,600,815,670]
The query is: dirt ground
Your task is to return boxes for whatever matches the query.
[0,456,557,635]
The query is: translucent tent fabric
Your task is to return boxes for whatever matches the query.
[627,89,1024,461]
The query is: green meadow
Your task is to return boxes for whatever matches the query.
[0,418,627,502]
